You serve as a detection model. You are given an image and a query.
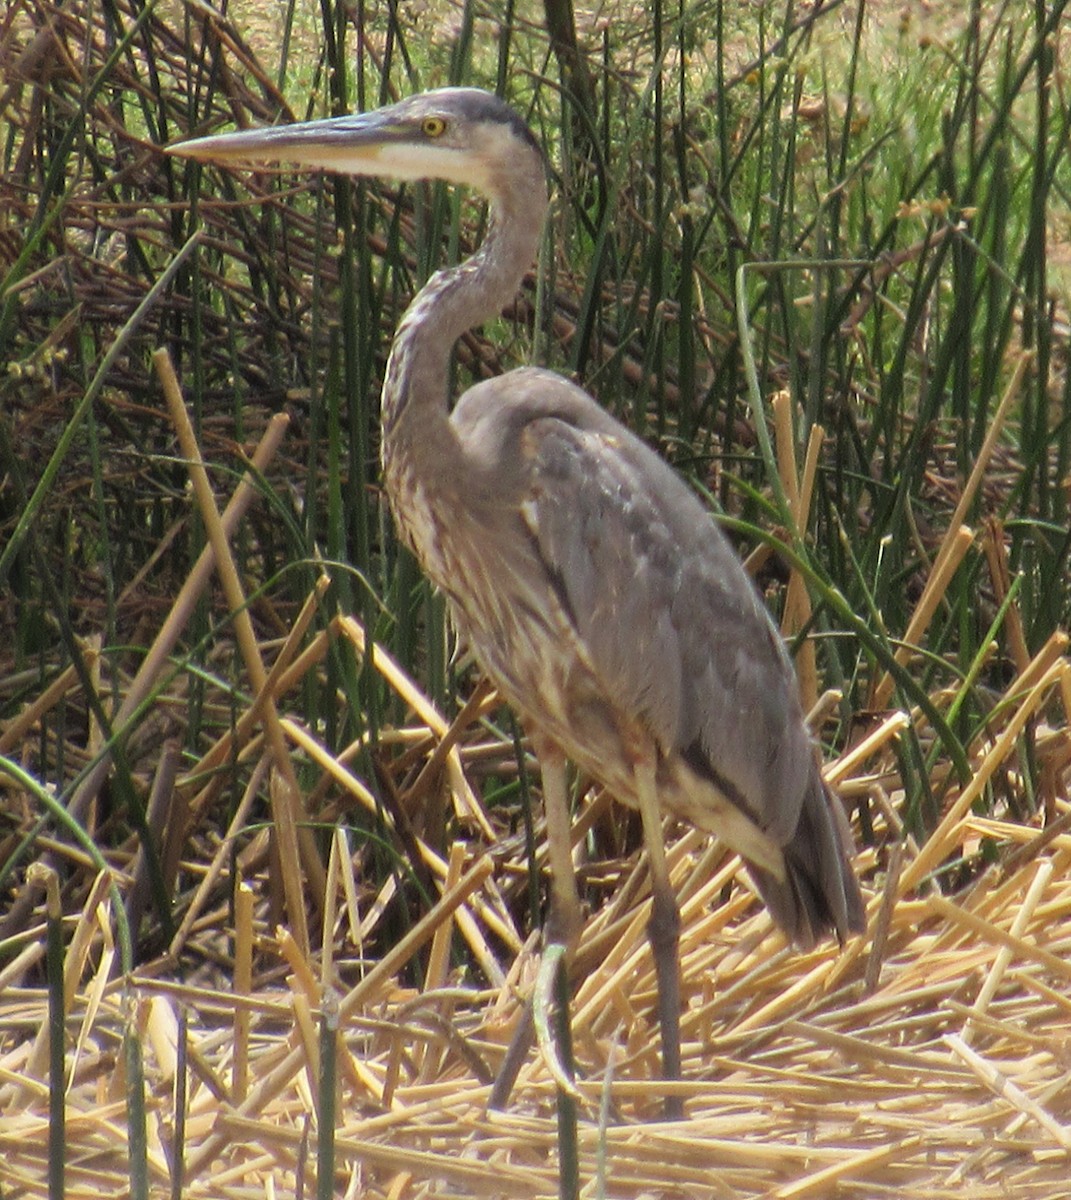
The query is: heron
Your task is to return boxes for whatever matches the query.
[173,87,865,1118]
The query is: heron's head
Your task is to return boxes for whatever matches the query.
[169,87,545,195]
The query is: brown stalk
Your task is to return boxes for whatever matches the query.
[155,347,321,951]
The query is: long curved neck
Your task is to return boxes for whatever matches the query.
[380,162,547,486]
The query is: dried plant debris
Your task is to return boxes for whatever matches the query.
[1,541,1070,1196]
[3,1,1071,1197]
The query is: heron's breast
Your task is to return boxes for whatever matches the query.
[384,463,453,585]
[448,560,645,797]
[384,474,645,799]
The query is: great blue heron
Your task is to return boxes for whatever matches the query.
[173,87,865,1118]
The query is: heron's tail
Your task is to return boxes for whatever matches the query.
[747,773,866,949]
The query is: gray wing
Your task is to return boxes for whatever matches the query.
[517,404,815,843]
[453,369,863,945]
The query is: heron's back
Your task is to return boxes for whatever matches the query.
[426,369,865,946]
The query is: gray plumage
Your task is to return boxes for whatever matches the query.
[174,88,865,1110]
[442,365,862,945]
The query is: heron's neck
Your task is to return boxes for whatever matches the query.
[380,173,546,482]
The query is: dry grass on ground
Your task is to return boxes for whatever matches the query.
[2,2,1071,1195]
[1,360,1070,1196]
[2,697,1070,1198]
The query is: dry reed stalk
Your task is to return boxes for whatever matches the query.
[278,704,519,982]
[233,879,254,1101]
[926,894,1071,984]
[0,662,81,754]
[281,709,381,817]
[167,751,270,960]
[404,678,497,816]
[277,923,319,1004]
[72,409,290,813]
[945,1033,1071,1150]
[864,837,904,993]
[181,853,494,1177]
[943,351,1033,547]
[332,826,365,948]
[960,860,1053,1043]
[232,1113,551,1194]
[0,942,47,993]
[870,524,975,710]
[337,615,494,836]
[900,653,1070,893]
[157,346,321,945]
[825,710,911,784]
[982,516,1033,676]
[415,843,467,1075]
[772,390,821,712]
[181,574,330,816]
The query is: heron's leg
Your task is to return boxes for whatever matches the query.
[488,738,581,1112]
[533,739,582,1194]
[633,751,683,1120]
[537,739,582,952]
[531,739,582,1088]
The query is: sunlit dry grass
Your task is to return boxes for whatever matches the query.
[2,0,1070,1195]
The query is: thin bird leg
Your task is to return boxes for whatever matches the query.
[536,738,583,951]
[533,738,582,1194]
[633,748,684,1120]
[488,737,582,1111]
[532,738,583,1096]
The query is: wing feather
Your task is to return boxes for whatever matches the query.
[450,369,863,944]
[519,410,812,839]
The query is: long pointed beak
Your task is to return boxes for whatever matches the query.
[168,111,404,174]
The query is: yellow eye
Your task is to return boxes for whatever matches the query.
[422,116,447,138]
